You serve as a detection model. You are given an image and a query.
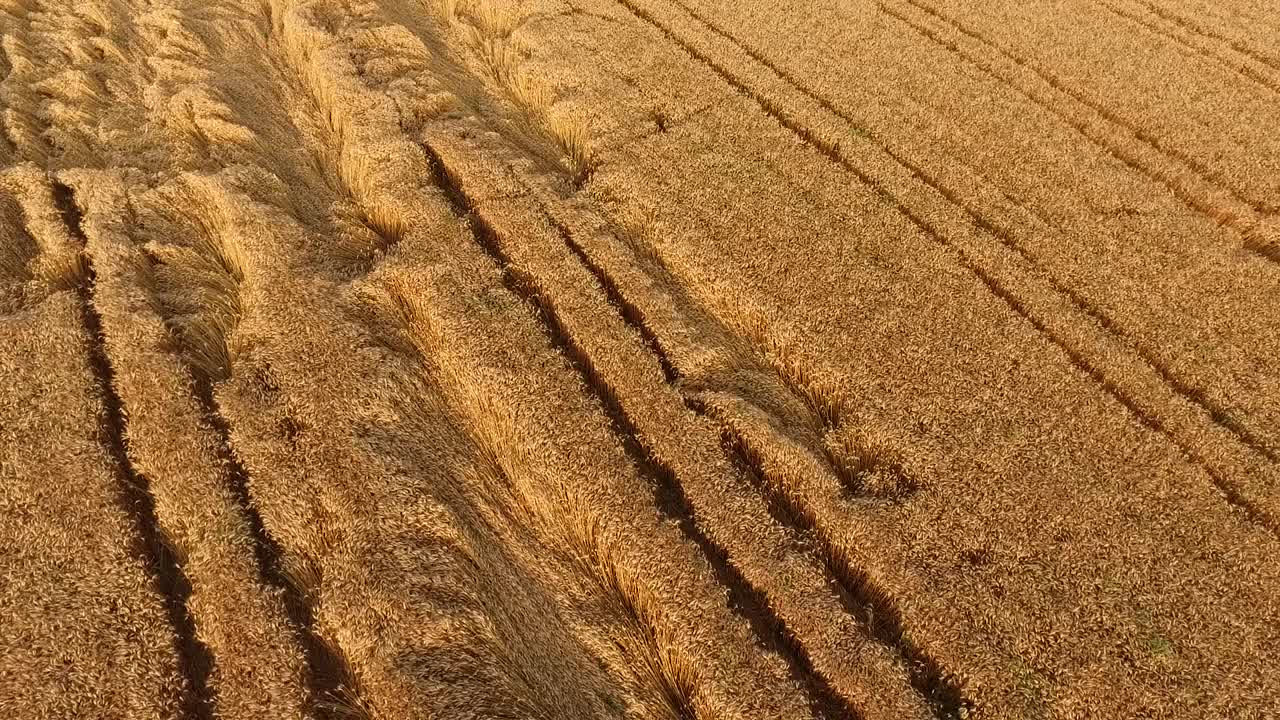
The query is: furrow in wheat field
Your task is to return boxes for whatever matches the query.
[0,168,187,720]
[34,0,390,714]
[193,2,824,717]
[0,0,427,714]
[571,0,1280,529]
[643,0,1280,478]
[550,185,975,719]
[385,3,966,715]
[1092,0,1280,96]
[4,1,1280,718]
[153,162,648,720]
[509,4,1280,715]
[428,117,940,719]
[908,0,1280,213]
[65,169,326,720]
[0,0,672,716]
[1145,0,1280,69]
[667,0,1279,454]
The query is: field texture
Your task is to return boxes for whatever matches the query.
[1,0,1278,719]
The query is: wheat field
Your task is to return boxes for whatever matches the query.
[1,0,1278,719]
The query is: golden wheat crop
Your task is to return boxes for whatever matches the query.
[2,0,1278,719]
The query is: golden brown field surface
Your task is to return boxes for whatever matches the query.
[1,1,1276,719]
